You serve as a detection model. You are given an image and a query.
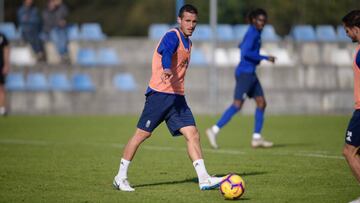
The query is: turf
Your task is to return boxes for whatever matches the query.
[0,115,359,203]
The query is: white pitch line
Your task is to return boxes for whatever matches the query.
[0,138,344,160]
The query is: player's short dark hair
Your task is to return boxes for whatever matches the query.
[342,10,360,28]
[248,8,267,22]
[178,4,198,18]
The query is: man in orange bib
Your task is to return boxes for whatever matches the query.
[113,4,224,192]
[342,9,360,203]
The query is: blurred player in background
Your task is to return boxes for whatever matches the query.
[342,9,360,203]
[206,8,275,149]
[113,4,224,192]
[0,32,10,116]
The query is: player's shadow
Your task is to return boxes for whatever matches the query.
[132,171,266,188]
[270,142,313,148]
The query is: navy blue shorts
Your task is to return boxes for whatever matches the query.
[234,73,264,100]
[137,92,196,136]
[345,109,360,147]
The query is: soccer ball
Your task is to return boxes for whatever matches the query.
[219,174,245,200]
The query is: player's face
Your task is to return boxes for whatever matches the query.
[253,14,267,30]
[178,12,198,37]
[344,25,360,43]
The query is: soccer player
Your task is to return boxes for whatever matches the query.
[113,4,223,192]
[206,8,275,149]
[342,10,360,203]
[0,32,10,116]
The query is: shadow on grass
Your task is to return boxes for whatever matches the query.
[133,171,266,188]
[266,142,313,149]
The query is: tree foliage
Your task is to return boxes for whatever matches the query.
[4,0,359,36]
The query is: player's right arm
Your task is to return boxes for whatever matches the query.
[157,31,179,83]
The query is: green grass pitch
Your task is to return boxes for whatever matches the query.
[0,115,359,202]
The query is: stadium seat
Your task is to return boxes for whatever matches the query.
[97,48,120,66]
[81,23,106,41]
[5,72,25,91]
[215,48,229,67]
[77,48,97,66]
[148,24,170,40]
[330,49,352,66]
[10,46,36,66]
[26,73,49,91]
[316,25,337,42]
[0,22,21,40]
[192,24,212,41]
[217,24,235,41]
[291,25,317,42]
[228,48,240,66]
[72,73,95,92]
[233,24,249,41]
[191,49,208,66]
[48,73,72,91]
[67,24,81,41]
[262,25,281,42]
[113,73,137,91]
[337,25,351,42]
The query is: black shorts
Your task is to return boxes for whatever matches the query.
[345,109,360,147]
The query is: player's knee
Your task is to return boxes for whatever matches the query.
[257,101,267,110]
[343,145,358,159]
[187,131,200,143]
[233,100,243,110]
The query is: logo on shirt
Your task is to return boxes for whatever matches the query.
[146,120,151,128]
[346,131,352,142]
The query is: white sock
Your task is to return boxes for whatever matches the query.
[193,159,210,183]
[0,107,5,115]
[252,133,261,139]
[211,125,220,134]
[117,158,130,179]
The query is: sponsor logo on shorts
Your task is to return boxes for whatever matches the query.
[146,120,151,128]
[346,131,352,142]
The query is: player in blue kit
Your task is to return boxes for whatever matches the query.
[113,4,224,192]
[206,8,275,149]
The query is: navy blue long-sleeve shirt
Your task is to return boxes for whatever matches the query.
[236,24,269,75]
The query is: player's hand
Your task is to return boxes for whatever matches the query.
[161,69,173,84]
[268,56,276,63]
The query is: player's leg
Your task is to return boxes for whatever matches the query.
[113,129,151,192]
[0,84,6,116]
[114,92,167,192]
[180,126,224,190]
[251,77,273,148]
[343,144,360,182]
[206,74,250,149]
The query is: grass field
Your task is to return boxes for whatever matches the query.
[0,115,359,203]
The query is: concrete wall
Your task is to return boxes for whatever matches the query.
[7,38,356,115]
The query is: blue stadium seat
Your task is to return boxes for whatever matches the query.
[337,25,351,42]
[49,73,72,91]
[81,23,106,41]
[316,25,337,42]
[77,48,97,66]
[192,24,212,41]
[26,73,49,91]
[67,24,81,41]
[113,73,137,91]
[0,22,21,40]
[97,48,120,66]
[72,73,95,92]
[291,25,317,42]
[217,24,235,41]
[262,25,281,42]
[5,72,25,91]
[149,24,170,40]
[233,24,249,41]
[191,49,208,65]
